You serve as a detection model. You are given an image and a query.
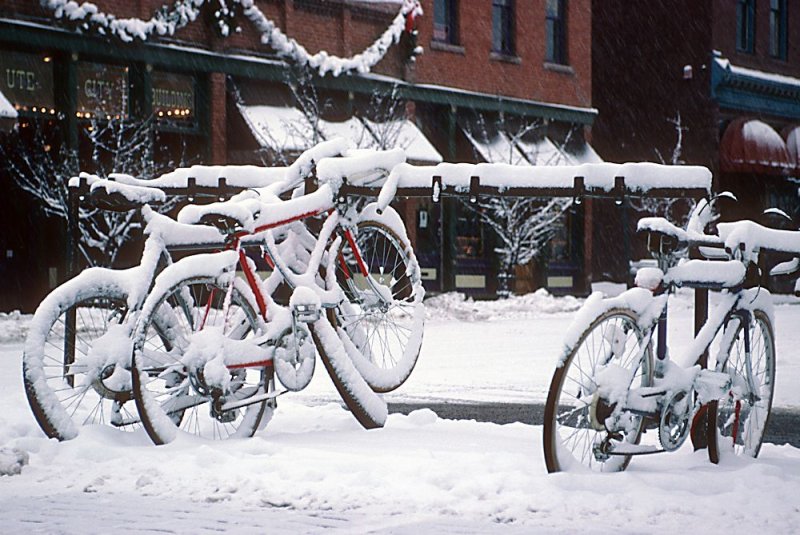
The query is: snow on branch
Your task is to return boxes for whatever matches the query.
[41,0,422,77]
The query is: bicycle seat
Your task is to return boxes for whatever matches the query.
[88,178,166,211]
[638,218,689,257]
[178,197,262,234]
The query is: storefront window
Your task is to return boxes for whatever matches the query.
[0,51,55,116]
[152,72,195,124]
[76,62,128,119]
[456,208,484,259]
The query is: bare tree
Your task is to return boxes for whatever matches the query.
[2,116,181,267]
[629,112,692,223]
[461,115,573,297]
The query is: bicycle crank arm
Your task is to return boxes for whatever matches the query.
[604,442,665,456]
[218,389,283,412]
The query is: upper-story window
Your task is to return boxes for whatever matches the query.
[492,0,515,55]
[769,0,788,59]
[545,0,567,64]
[736,0,756,53]
[433,0,459,45]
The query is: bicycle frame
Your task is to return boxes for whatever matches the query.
[598,272,764,457]
[192,199,376,374]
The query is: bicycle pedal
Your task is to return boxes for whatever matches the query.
[292,303,321,323]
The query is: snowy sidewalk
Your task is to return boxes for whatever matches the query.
[2,292,800,533]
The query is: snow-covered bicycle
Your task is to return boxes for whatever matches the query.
[23,140,424,442]
[22,140,345,441]
[127,148,425,444]
[543,199,793,472]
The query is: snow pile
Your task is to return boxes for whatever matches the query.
[0,311,31,344]
[2,398,800,532]
[424,290,583,322]
[0,447,28,477]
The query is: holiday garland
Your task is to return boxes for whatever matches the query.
[41,0,422,77]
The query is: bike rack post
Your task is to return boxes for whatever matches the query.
[689,245,712,455]
[64,176,87,388]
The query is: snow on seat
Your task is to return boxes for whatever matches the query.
[664,259,746,289]
[637,217,689,242]
[177,192,264,233]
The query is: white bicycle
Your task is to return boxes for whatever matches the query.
[544,199,791,472]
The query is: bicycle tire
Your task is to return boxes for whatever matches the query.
[333,209,425,393]
[707,307,775,460]
[309,316,388,429]
[543,308,654,473]
[131,276,273,445]
[23,271,131,440]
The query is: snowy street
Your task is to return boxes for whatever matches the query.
[2,290,800,533]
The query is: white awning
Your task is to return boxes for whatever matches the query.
[237,104,316,152]
[568,140,603,164]
[318,117,377,149]
[516,137,573,166]
[462,128,528,165]
[0,90,16,119]
[361,118,443,163]
[464,126,603,167]
[239,103,442,164]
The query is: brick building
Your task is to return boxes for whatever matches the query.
[592,0,800,281]
[0,0,596,311]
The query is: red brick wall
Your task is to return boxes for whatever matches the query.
[1,1,591,107]
[413,0,592,108]
[712,0,800,78]
[209,71,227,164]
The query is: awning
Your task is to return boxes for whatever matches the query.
[463,123,602,167]
[462,128,528,165]
[782,126,800,168]
[720,118,794,175]
[237,104,316,152]
[238,104,442,164]
[361,118,442,164]
[517,137,574,166]
[0,89,18,134]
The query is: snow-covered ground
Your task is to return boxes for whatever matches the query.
[2,290,800,533]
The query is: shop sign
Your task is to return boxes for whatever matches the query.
[76,62,128,118]
[0,51,55,114]
[152,72,194,120]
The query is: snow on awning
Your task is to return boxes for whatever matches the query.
[465,127,604,167]
[0,89,18,133]
[318,117,376,149]
[238,103,442,164]
[462,128,528,165]
[516,137,574,166]
[362,118,442,164]
[782,126,800,168]
[237,104,316,152]
[720,118,794,175]
[568,141,603,164]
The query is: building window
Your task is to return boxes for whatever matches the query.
[770,0,788,59]
[433,0,458,45]
[492,0,515,55]
[737,0,756,53]
[545,0,567,64]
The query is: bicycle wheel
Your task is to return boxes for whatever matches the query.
[333,213,425,393]
[707,308,775,459]
[23,274,130,440]
[131,277,273,445]
[308,316,388,429]
[543,308,654,473]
